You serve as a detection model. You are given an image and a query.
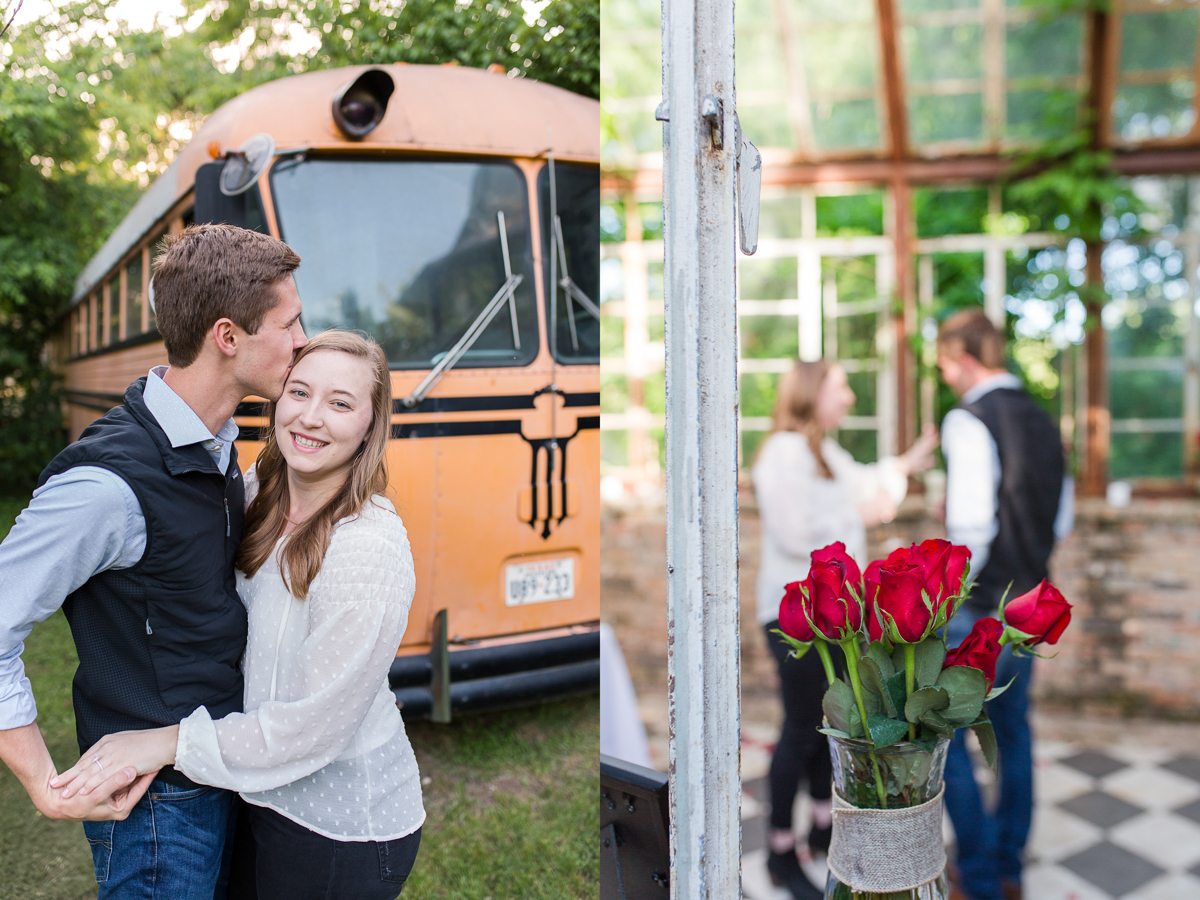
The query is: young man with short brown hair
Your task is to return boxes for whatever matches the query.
[936,309,1069,900]
[0,224,307,899]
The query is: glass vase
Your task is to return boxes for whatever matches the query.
[824,734,951,900]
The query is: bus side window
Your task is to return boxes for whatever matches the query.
[126,254,144,339]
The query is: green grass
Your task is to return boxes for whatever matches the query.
[0,497,598,900]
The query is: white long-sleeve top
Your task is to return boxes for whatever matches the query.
[751,431,908,625]
[175,475,424,842]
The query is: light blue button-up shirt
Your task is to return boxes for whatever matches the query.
[0,367,239,730]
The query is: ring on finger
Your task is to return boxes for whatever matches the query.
[92,755,104,772]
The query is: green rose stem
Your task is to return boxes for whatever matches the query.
[839,637,888,809]
[814,639,836,687]
[904,642,917,741]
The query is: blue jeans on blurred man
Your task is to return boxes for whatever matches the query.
[943,606,1035,900]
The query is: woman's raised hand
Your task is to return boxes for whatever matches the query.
[899,423,939,476]
[50,725,178,800]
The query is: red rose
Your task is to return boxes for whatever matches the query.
[863,560,885,643]
[804,558,862,640]
[1003,580,1071,646]
[946,545,971,601]
[811,542,862,597]
[943,616,1003,689]
[779,581,815,643]
[873,561,934,643]
[911,540,952,600]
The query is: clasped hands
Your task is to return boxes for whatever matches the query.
[45,726,178,820]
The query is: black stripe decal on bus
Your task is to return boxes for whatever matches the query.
[390,420,525,439]
[236,401,269,418]
[563,393,600,407]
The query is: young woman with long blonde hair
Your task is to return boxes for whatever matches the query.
[54,330,423,899]
[753,359,937,899]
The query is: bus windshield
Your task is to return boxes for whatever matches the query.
[271,158,538,368]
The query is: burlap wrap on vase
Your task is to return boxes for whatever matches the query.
[826,787,947,893]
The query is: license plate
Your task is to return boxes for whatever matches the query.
[505,558,575,606]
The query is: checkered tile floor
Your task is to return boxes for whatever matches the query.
[740,731,1200,899]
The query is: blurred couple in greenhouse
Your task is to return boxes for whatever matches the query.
[755,311,1070,900]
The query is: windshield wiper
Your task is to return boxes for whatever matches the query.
[553,214,600,351]
[401,211,523,408]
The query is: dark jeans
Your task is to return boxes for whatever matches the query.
[228,802,421,900]
[82,779,236,900]
[764,621,834,831]
[943,606,1035,900]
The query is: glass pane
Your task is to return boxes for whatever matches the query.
[539,163,600,364]
[789,0,877,23]
[147,230,166,329]
[1006,89,1082,140]
[639,202,664,241]
[816,195,884,236]
[1106,303,1186,358]
[1109,369,1182,420]
[741,316,799,359]
[811,100,882,150]
[600,202,625,243]
[837,428,877,463]
[903,24,982,83]
[824,256,878,303]
[742,430,769,467]
[741,372,779,418]
[1110,431,1182,479]
[1112,82,1197,142]
[126,256,144,338]
[604,40,661,98]
[601,374,629,413]
[601,317,624,357]
[837,313,877,359]
[932,253,985,316]
[909,93,985,143]
[759,195,807,239]
[107,276,120,345]
[737,30,789,91]
[91,295,102,349]
[846,369,877,417]
[915,188,987,237]
[1120,10,1200,74]
[649,314,665,343]
[648,262,664,302]
[272,159,537,369]
[602,430,628,468]
[643,370,665,413]
[737,104,796,150]
[741,257,798,300]
[1006,17,1083,79]
[799,24,878,93]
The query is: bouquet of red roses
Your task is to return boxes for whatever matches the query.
[775,539,1072,809]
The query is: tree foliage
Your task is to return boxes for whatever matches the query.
[0,0,597,492]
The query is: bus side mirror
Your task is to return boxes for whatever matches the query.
[193,162,266,231]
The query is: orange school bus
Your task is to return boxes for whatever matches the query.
[56,64,600,720]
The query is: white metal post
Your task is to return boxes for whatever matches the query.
[661,0,741,889]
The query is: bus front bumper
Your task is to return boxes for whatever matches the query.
[389,629,600,719]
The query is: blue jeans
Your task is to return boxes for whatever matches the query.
[943,607,1034,900]
[82,779,236,900]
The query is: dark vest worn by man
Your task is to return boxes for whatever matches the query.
[959,387,1064,613]
[38,378,247,788]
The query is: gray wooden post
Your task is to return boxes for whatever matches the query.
[660,0,741,891]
